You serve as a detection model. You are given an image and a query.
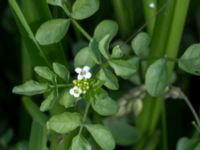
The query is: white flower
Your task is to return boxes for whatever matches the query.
[149,2,156,8]
[69,86,82,97]
[75,66,92,80]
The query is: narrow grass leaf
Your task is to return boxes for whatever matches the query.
[29,120,47,150]
[23,97,48,126]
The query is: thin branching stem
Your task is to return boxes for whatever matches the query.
[181,91,200,129]
[72,19,92,41]
[78,102,90,135]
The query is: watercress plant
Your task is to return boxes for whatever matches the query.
[10,0,200,149]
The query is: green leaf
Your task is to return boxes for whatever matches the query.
[89,39,101,64]
[47,0,70,15]
[74,47,95,68]
[34,66,55,82]
[15,141,28,150]
[71,134,91,150]
[47,112,82,134]
[12,80,49,96]
[104,119,141,146]
[40,90,57,112]
[176,137,191,150]
[59,89,76,108]
[111,45,124,59]
[176,137,200,150]
[98,34,110,59]
[36,19,70,45]
[195,144,200,150]
[131,32,150,57]
[109,57,139,78]
[97,68,118,90]
[53,62,70,82]
[71,0,99,20]
[0,129,13,147]
[94,20,118,42]
[91,89,118,116]
[111,40,132,58]
[145,58,168,96]
[86,124,115,150]
[178,44,200,75]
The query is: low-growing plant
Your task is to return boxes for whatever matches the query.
[7,0,200,149]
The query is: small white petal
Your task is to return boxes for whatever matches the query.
[77,74,84,80]
[85,72,92,79]
[69,88,75,95]
[74,93,80,97]
[83,66,90,72]
[75,68,82,74]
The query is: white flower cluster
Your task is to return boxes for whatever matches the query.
[69,66,92,98]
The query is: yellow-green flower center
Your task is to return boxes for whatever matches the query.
[73,79,90,94]
[80,71,86,75]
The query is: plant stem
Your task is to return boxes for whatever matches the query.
[142,0,157,36]
[149,0,175,60]
[181,92,200,128]
[72,20,92,41]
[141,56,178,62]
[49,84,73,88]
[78,102,90,135]
[165,0,190,76]
[161,101,168,150]
[111,0,134,38]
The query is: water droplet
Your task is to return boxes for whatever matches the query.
[149,2,156,8]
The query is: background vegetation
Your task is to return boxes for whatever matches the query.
[0,0,200,149]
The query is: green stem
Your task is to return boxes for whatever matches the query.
[165,0,190,76]
[149,0,175,60]
[49,84,73,89]
[78,102,90,136]
[161,101,168,150]
[181,92,200,128]
[141,56,178,62]
[71,20,92,41]
[142,0,157,36]
[111,0,134,38]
